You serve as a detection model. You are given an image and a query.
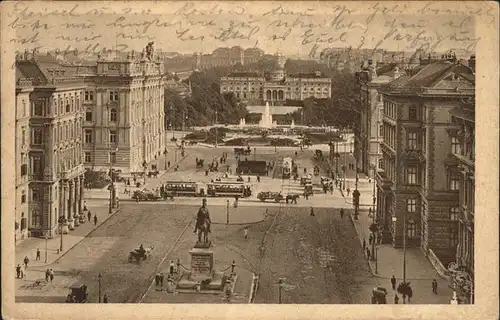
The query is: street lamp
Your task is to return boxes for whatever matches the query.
[108,148,118,215]
[98,273,102,303]
[278,278,284,304]
[215,109,218,148]
[163,148,168,170]
[226,200,230,225]
[58,216,64,252]
[45,235,48,263]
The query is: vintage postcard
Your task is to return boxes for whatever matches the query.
[1,1,498,319]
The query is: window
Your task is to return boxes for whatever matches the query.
[66,102,70,113]
[21,191,26,204]
[22,100,27,116]
[34,101,43,116]
[407,166,417,184]
[450,207,459,221]
[84,129,93,143]
[408,106,417,120]
[110,108,117,122]
[84,152,92,163]
[31,210,41,227]
[22,128,26,145]
[109,130,117,143]
[407,132,418,150]
[32,128,43,145]
[109,91,119,101]
[450,175,460,190]
[379,125,383,137]
[21,164,28,176]
[451,136,461,154]
[407,198,417,212]
[32,187,40,201]
[450,228,458,247]
[378,158,384,170]
[109,152,117,164]
[84,91,94,101]
[85,110,93,121]
[407,219,417,237]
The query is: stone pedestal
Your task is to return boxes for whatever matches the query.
[189,247,214,282]
[177,241,225,291]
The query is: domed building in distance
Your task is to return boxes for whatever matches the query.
[220,53,331,106]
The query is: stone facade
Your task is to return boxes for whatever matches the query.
[16,53,86,239]
[220,53,331,105]
[79,50,166,173]
[374,55,475,271]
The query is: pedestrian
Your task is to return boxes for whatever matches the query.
[167,161,170,167]
[36,248,41,261]
[94,214,98,226]
[394,294,399,304]
[362,238,366,251]
[368,207,372,218]
[23,256,29,269]
[369,233,373,245]
[391,275,396,290]
[169,260,175,275]
[49,269,54,282]
[45,269,50,282]
[87,210,92,222]
[16,264,21,278]
[366,247,371,260]
[159,272,164,288]
[347,188,350,196]
[340,208,344,219]
[155,273,160,286]
[310,207,315,216]
[20,265,25,279]
[83,200,88,211]
[103,293,108,303]
[244,227,248,240]
[432,279,438,295]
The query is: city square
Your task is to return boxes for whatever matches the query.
[9,1,483,309]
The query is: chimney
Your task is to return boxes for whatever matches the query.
[468,55,476,74]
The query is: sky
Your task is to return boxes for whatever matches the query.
[6,1,492,59]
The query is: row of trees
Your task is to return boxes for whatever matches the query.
[164,59,360,130]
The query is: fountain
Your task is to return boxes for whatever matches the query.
[259,101,274,128]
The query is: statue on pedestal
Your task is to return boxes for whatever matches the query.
[194,198,211,245]
[145,41,155,61]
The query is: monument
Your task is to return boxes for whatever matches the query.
[176,199,235,292]
[259,101,274,128]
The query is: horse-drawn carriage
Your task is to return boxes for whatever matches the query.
[132,189,161,201]
[234,147,251,156]
[257,191,284,203]
[66,283,88,303]
[128,245,154,263]
[196,158,205,168]
[313,166,320,176]
[314,150,323,161]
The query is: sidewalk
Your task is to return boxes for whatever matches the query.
[15,205,120,268]
[348,204,454,303]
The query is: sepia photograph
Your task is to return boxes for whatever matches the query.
[1,1,498,319]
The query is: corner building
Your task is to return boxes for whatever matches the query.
[80,52,166,173]
[16,52,86,238]
[376,56,475,267]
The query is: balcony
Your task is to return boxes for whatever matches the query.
[29,173,54,181]
[401,149,426,164]
[58,163,85,180]
[376,170,393,190]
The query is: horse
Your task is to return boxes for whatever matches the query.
[196,220,210,244]
[286,194,300,204]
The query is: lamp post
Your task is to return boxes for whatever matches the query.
[98,273,102,303]
[170,104,175,140]
[343,129,347,190]
[45,235,48,263]
[59,216,64,252]
[215,109,218,148]
[163,148,168,170]
[278,278,284,304]
[226,200,230,225]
